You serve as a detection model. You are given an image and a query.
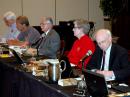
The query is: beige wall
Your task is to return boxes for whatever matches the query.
[56,0,89,24]
[0,0,104,36]
[22,0,55,25]
[0,0,22,36]
[89,0,104,30]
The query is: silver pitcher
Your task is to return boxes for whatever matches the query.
[48,60,66,83]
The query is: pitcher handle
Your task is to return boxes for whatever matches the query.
[59,60,66,72]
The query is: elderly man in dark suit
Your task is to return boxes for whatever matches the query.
[28,17,60,59]
[86,29,130,82]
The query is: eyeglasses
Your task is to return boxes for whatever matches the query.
[40,23,48,26]
[73,26,81,30]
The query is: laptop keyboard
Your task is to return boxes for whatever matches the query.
[111,85,130,93]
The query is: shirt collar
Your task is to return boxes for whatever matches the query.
[10,23,17,30]
[45,29,50,35]
[105,44,112,54]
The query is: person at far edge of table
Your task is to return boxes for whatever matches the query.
[67,19,95,69]
[26,17,60,59]
[2,11,20,40]
[86,28,130,83]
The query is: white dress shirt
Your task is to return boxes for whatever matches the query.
[100,44,115,81]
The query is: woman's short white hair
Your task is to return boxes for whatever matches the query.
[3,11,16,20]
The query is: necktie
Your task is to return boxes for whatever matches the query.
[101,51,106,70]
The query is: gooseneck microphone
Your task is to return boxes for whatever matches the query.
[80,50,93,73]
[80,50,92,62]
[31,33,46,56]
[31,33,46,47]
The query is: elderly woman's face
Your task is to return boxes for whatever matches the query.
[73,23,82,38]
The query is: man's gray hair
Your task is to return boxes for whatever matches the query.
[105,29,112,37]
[46,17,53,24]
[93,29,112,41]
[3,11,16,20]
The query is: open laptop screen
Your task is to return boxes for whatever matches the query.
[9,48,25,65]
[1,45,26,66]
[83,70,108,97]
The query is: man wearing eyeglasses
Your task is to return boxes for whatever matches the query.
[87,29,130,83]
[27,17,60,59]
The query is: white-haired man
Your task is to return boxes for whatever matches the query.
[27,17,60,58]
[3,11,20,40]
[87,29,130,83]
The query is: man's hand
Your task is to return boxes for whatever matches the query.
[7,39,28,46]
[20,41,29,48]
[27,48,37,56]
[7,39,20,45]
[96,70,114,77]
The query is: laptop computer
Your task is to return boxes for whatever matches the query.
[1,45,27,66]
[83,69,108,97]
[9,48,26,65]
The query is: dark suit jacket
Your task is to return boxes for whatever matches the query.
[87,43,130,82]
[37,29,60,58]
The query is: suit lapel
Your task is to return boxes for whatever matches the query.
[97,46,103,69]
[45,29,53,38]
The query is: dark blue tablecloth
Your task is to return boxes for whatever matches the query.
[0,61,71,97]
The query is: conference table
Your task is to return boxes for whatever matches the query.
[0,54,130,97]
[0,55,83,97]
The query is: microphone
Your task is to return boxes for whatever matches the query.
[31,33,46,47]
[80,50,92,62]
[31,37,42,47]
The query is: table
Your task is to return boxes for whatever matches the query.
[0,57,130,97]
[0,56,84,97]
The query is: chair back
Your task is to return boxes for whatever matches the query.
[57,39,66,59]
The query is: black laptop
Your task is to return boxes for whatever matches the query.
[9,48,26,66]
[1,44,27,66]
[83,69,109,97]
